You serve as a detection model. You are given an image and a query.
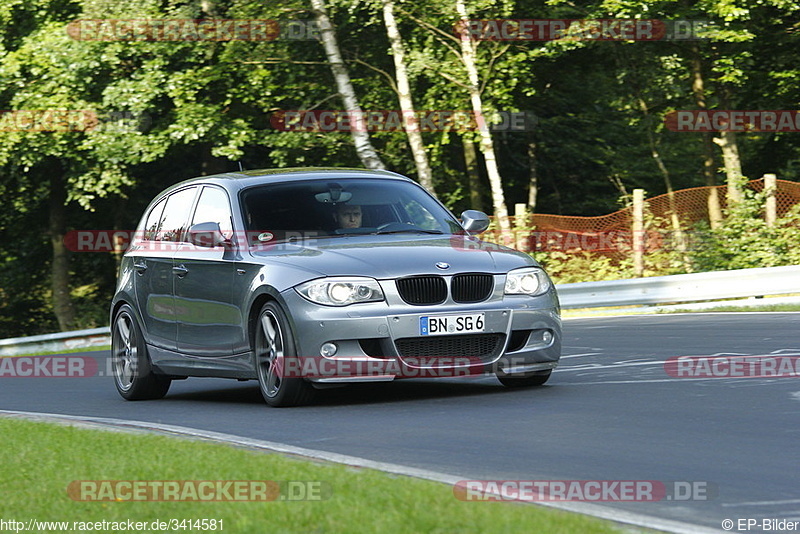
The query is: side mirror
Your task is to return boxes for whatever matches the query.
[460,210,490,234]
[187,222,229,248]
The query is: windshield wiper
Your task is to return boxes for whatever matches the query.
[373,228,444,235]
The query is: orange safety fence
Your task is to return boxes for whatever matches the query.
[486,178,800,260]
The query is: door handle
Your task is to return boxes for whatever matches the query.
[133,261,147,274]
[172,264,189,277]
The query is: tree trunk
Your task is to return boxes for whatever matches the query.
[632,189,645,277]
[713,87,744,205]
[713,129,744,205]
[454,0,510,236]
[701,134,721,226]
[49,171,77,331]
[381,0,434,192]
[690,46,722,226]
[310,0,385,170]
[462,138,484,211]
[527,140,538,211]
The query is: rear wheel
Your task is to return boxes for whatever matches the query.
[112,305,171,400]
[255,302,315,407]
[497,369,552,388]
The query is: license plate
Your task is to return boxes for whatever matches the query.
[420,314,485,336]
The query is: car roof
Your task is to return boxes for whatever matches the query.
[159,167,413,198]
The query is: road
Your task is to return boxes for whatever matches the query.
[2,313,799,532]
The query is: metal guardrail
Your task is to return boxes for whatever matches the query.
[0,327,110,357]
[557,264,800,309]
[1,266,799,356]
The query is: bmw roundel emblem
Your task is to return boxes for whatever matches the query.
[435,262,450,270]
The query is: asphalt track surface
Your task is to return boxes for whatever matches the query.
[2,313,799,533]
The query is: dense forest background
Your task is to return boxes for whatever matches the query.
[1,0,798,336]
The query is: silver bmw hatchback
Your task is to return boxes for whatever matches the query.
[111,168,561,406]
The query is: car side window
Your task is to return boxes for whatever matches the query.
[155,187,198,242]
[142,197,167,241]
[191,186,234,239]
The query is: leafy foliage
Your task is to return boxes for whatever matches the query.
[690,192,800,271]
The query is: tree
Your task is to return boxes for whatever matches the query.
[381,0,434,191]
[310,0,386,169]
[454,0,510,234]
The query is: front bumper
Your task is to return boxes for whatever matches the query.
[281,277,561,383]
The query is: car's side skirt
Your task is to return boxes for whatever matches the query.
[148,344,256,379]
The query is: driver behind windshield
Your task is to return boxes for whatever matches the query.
[333,203,362,229]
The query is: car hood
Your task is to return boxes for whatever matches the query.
[249,234,536,279]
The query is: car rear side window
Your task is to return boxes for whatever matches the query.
[142,197,167,241]
[155,187,198,242]
[191,186,234,239]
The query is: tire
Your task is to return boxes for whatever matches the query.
[112,304,171,400]
[497,369,552,388]
[254,302,315,407]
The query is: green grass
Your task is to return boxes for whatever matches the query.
[0,418,624,534]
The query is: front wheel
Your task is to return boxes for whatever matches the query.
[255,302,315,407]
[112,305,171,400]
[497,369,552,388]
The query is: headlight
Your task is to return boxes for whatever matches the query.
[296,277,385,306]
[504,267,551,297]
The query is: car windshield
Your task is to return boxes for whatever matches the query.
[241,178,465,243]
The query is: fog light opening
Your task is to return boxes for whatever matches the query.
[320,342,338,357]
[542,331,553,343]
